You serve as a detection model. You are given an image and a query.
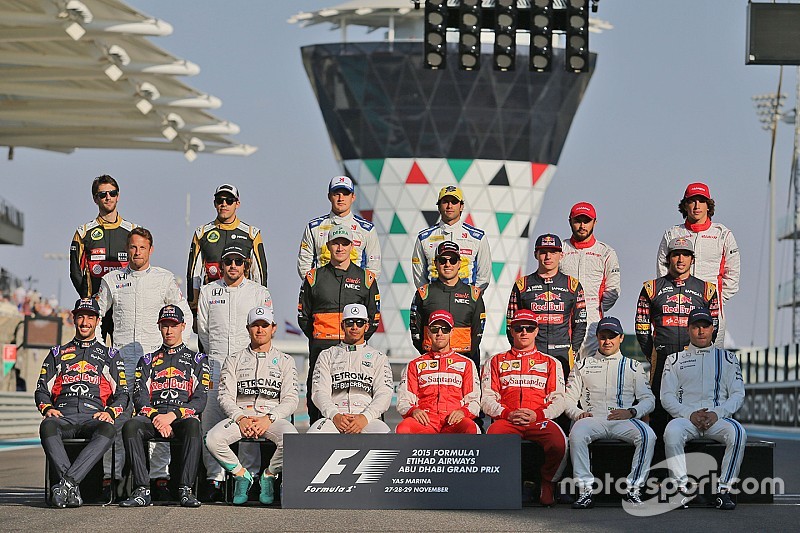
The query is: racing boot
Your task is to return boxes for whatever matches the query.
[572,488,594,509]
[179,486,201,508]
[201,480,224,503]
[714,490,736,510]
[50,479,69,509]
[232,470,253,505]
[259,473,275,505]
[119,486,152,507]
[64,479,83,508]
[622,489,644,507]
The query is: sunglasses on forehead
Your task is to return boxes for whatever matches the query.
[214,196,237,206]
[95,190,119,199]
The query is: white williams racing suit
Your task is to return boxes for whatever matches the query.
[297,211,381,279]
[560,236,620,359]
[564,351,655,490]
[205,346,298,475]
[656,221,740,347]
[308,342,394,433]
[661,345,746,491]
[197,278,272,481]
[96,265,192,479]
[412,219,492,290]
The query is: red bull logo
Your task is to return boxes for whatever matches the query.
[534,291,561,302]
[154,367,187,380]
[62,360,100,384]
[665,294,692,304]
[66,361,98,374]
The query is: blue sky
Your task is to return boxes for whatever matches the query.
[1,0,798,348]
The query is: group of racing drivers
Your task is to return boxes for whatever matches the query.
[37,174,745,511]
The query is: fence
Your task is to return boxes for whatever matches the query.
[737,345,800,384]
[0,392,39,438]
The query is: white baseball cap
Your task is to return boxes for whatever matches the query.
[247,305,275,326]
[342,303,368,321]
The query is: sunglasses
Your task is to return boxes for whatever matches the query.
[436,256,459,265]
[214,196,237,206]
[343,319,367,327]
[222,257,245,266]
[428,325,452,334]
[512,325,537,333]
[95,190,119,199]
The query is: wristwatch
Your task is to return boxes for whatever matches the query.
[628,407,637,418]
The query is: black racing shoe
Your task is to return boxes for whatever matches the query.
[65,480,83,508]
[622,489,644,507]
[200,480,224,503]
[714,491,736,510]
[152,478,171,502]
[50,480,69,509]
[119,486,151,507]
[572,490,594,509]
[179,486,201,508]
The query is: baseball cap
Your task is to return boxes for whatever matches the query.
[667,236,695,255]
[329,175,354,193]
[221,244,246,259]
[688,307,713,325]
[683,182,711,200]
[428,310,455,328]
[509,309,539,326]
[436,241,460,257]
[596,316,624,336]
[327,223,353,243]
[437,185,464,203]
[342,303,368,321]
[569,202,597,220]
[534,233,562,252]
[214,183,239,199]
[72,298,100,317]
[247,305,275,326]
[158,305,184,324]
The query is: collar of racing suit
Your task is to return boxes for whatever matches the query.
[162,343,187,354]
[684,218,712,233]
[95,214,124,229]
[426,349,457,359]
[330,211,353,224]
[569,235,596,249]
[342,341,367,351]
[438,219,463,234]
[72,338,96,349]
[215,216,241,230]
[510,347,542,358]
[592,349,622,361]
[124,265,151,277]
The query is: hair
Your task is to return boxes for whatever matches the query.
[678,197,715,219]
[127,227,153,247]
[92,174,119,197]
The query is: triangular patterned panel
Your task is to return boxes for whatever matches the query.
[399,309,411,331]
[520,220,530,239]
[495,212,513,234]
[364,159,385,182]
[489,166,509,186]
[389,214,407,234]
[448,159,472,182]
[376,317,385,333]
[492,261,505,282]
[359,210,374,222]
[464,214,475,227]
[498,315,507,336]
[392,263,408,284]
[406,162,428,184]
[532,163,548,185]
[422,210,440,227]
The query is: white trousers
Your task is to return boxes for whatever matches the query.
[205,418,296,475]
[307,418,391,434]
[201,390,260,481]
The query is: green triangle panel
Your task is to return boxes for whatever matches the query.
[492,261,505,282]
[499,315,507,336]
[392,263,408,284]
[389,213,407,234]
[364,159,384,182]
[495,212,513,234]
[447,159,472,182]
[399,309,411,331]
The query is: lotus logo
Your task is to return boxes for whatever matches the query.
[71,383,90,395]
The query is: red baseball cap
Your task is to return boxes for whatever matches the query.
[569,202,597,220]
[683,182,711,200]
[509,309,539,326]
[428,310,455,328]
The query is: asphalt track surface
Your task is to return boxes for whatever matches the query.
[1,435,799,532]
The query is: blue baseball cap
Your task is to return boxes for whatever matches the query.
[688,308,713,325]
[596,316,623,336]
[72,298,100,317]
[534,233,562,252]
[158,305,184,324]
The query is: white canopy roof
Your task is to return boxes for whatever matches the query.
[0,0,256,161]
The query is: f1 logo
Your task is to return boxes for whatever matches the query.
[311,449,399,484]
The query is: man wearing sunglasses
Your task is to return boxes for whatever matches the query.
[196,244,273,501]
[297,176,381,279]
[298,224,380,423]
[308,303,393,434]
[564,317,655,509]
[636,236,720,450]
[410,241,485,388]
[412,185,492,291]
[507,233,587,379]
[397,310,480,434]
[656,183,739,348]
[560,202,621,361]
[481,309,567,506]
[70,174,139,345]
[187,183,269,328]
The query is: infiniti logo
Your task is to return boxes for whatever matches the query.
[71,383,90,395]
[160,389,179,399]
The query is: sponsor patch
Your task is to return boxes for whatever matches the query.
[90,228,104,240]
[207,230,220,243]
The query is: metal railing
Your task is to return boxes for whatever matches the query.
[737,345,800,384]
[0,392,39,438]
